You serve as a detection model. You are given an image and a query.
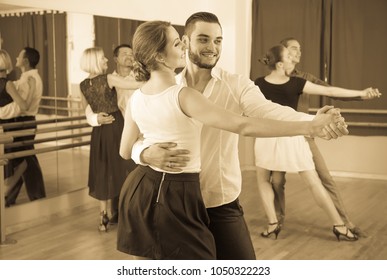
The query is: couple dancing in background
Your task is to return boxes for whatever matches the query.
[79,44,140,232]
[254,41,380,241]
[0,47,46,207]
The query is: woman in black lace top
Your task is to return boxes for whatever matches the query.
[80,47,141,232]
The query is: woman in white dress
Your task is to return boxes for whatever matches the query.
[254,44,380,241]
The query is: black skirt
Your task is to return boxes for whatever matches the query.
[88,110,136,200]
[117,165,216,260]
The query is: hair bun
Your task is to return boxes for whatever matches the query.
[258,57,269,65]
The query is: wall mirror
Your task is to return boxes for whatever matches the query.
[0,3,185,207]
[0,5,96,206]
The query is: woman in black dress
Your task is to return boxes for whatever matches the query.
[79,47,141,232]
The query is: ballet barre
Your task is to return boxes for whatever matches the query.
[0,115,91,246]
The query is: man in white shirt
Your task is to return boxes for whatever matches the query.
[130,12,348,259]
[3,47,45,206]
[112,44,137,116]
[0,49,42,119]
[85,44,137,223]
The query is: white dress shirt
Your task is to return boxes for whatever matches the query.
[133,67,313,208]
[0,69,42,119]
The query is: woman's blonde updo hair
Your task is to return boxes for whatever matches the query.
[80,47,106,75]
[259,44,286,70]
[132,20,171,81]
[0,49,13,74]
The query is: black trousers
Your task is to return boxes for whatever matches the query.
[207,198,256,260]
[4,116,45,206]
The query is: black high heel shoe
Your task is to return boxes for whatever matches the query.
[98,211,110,232]
[332,224,358,241]
[261,222,281,239]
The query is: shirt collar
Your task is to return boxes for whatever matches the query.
[20,69,38,78]
[177,66,221,85]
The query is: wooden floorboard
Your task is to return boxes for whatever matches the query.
[241,171,387,260]
[0,171,386,260]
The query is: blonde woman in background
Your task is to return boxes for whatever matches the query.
[79,47,141,232]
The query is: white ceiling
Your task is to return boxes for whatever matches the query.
[0,3,26,11]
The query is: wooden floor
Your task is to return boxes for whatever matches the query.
[0,171,386,260]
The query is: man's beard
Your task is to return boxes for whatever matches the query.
[188,49,219,69]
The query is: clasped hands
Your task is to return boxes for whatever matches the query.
[312,105,349,140]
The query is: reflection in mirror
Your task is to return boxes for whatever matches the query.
[0,7,187,207]
[0,8,184,206]
[0,8,91,205]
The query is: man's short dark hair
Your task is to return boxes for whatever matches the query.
[184,12,222,37]
[23,47,40,68]
[113,44,132,57]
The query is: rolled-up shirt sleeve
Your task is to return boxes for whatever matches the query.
[85,105,100,127]
[0,102,22,119]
